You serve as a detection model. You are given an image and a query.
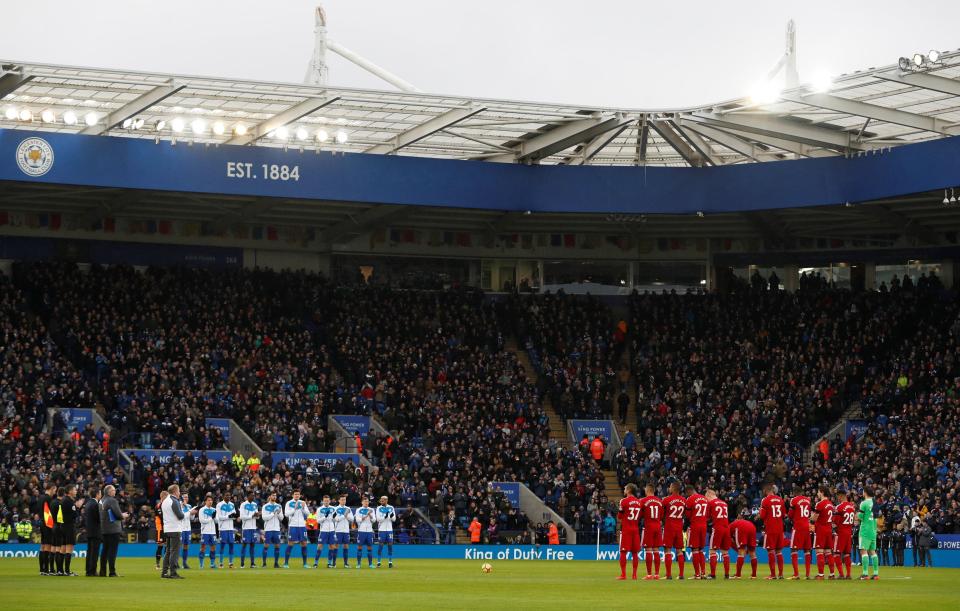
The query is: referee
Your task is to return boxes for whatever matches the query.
[37,483,56,576]
[56,485,82,576]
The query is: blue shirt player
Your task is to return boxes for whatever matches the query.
[315,495,336,568]
[261,493,283,568]
[239,493,259,569]
[198,497,218,569]
[333,495,354,568]
[283,490,310,569]
[354,497,376,569]
[215,494,237,568]
[376,495,397,568]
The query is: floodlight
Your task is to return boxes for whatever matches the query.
[275,126,289,140]
[212,121,225,135]
[913,53,925,67]
[63,111,78,125]
[898,57,912,71]
[335,130,348,144]
[316,129,329,142]
[234,124,248,136]
[928,50,940,63]
[122,118,133,129]
[4,106,18,120]
[944,190,950,205]
[40,109,56,123]
[132,118,145,129]
[171,118,185,133]
[190,118,207,134]
[19,108,33,121]
[155,119,167,131]
[84,112,98,126]
[296,127,309,141]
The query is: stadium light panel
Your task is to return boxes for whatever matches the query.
[84,112,98,127]
[4,106,18,120]
[212,121,225,135]
[190,118,207,134]
[132,118,145,130]
[913,53,925,67]
[234,124,248,136]
[155,119,167,131]
[275,126,289,140]
[171,117,185,133]
[316,129,329,142]
[928,50,941,63]
[335,130,348,144]
[122,118,133,129]
[945,190,950,205]
[63,110,78,125]
[296,127,309,141]
[40,109,56,123]
[898,57,912,71]
[810,71,832,93]
[18,108,33,121]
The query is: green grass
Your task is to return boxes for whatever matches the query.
[1,559,957,610]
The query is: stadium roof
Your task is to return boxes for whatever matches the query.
[3,50,960,167]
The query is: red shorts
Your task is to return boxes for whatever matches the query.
[790,528,812,551]
[732,529,756,551]
[688,524,707,548]
[641,525,662,548]
[662,527,684,549]
[813,528,833,550]
[710,528,731,551]
[833,530,852,554]
[620,530,641,554]
[763,531,786,550]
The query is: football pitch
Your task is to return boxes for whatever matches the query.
[1,559,957,610]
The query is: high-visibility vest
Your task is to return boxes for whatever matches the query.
[0,524,11,542]
[15,521,32,539]
[56,505,64,524]
[306,513,318,530]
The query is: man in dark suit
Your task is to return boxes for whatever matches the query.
[83,487,102,576]
[99,485,127,577]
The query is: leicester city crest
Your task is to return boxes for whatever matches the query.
[16,137,54,176]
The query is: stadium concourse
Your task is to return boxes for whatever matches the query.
[1,45,960,601]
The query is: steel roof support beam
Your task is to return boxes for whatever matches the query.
[692,111,866,152]
[563,119,632,165]
[487,114,626,163]
[81,81,186,135]
[0,71,32,99]
[874,71,960,97]
[367,104,485,154]
[637,116,649,166]
[781,92,957,135]
[676,119,767,162]
[673,122,724,166]
[226,95,341,145]
[869,205,940,245]
[649,119,708,167]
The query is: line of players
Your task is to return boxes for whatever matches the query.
[617,482,880,581]
[158,489,398,570]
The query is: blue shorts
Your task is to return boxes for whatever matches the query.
[264,531,281,545]
[201,533,216,546]
[288,527,307,543]
[219,530,235,544]
[358,532,374,547]
[242,529,258,543]
[378,532,393,544]
[320,531,335,545]
[335,532,350,545]
[181,531,191,545]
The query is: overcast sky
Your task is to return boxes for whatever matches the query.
[2,0,958,107]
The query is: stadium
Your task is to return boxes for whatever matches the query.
[1,3,959,609]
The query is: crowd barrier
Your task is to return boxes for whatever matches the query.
[1,543,958,567]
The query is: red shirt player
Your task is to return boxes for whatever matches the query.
[661,482,686,579]
[639,484,663,580]
[833,491,856,579]
[758,483,786,579]
[787,487,813,579]
[685,485,709,579]
[811,486,836,579]
[617,483,643,580]
[705,488,731,579]
[729,514,758,579]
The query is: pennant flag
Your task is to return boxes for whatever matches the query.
[50,213,61,230]
[158,220,172,235]
[267,226,278,241]
[563,234,576,248]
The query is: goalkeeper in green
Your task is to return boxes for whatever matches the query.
[857,487,879,580]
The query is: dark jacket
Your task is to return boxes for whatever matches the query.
[84,497,101,538]
[100,495,124,535]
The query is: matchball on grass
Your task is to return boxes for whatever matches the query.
[481,562,493,573]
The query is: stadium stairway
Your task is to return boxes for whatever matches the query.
[506,337,571,450]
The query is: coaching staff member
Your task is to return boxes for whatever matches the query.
[160,484,185,579]
[83,487,102,576]
[99,485,128,577]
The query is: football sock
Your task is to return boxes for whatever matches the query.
[768,553,776,576]
[724,554,730,577]
[665,553,672,578]
[750,557,758,577]
[844,553,852,577]
[342,547,349,563]
[710,552,717,577]
[274,547,281,565]
[301,546,308,565]
[284,545,292,563]
[367,549,373,565]
[654,553,660,576]
[631,556,639,578]
[678,552,685,577]
[182,545,188,566]
[735,556,744,577]
[645,553,653,575]
[805,551,811,577]
[817,552,825,575]
[315,546,323,564]
[199,550,204,568]
[862,555,869,576]
[64,554,71,574]
[619,555,627,577]
[871,555,879,576]
[791,551,799,576]
[55,552,64,573]
[776,551,784,577]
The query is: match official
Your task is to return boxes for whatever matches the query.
[83,487,102,576]
[160,485,185,579]
[99,485,127,577]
